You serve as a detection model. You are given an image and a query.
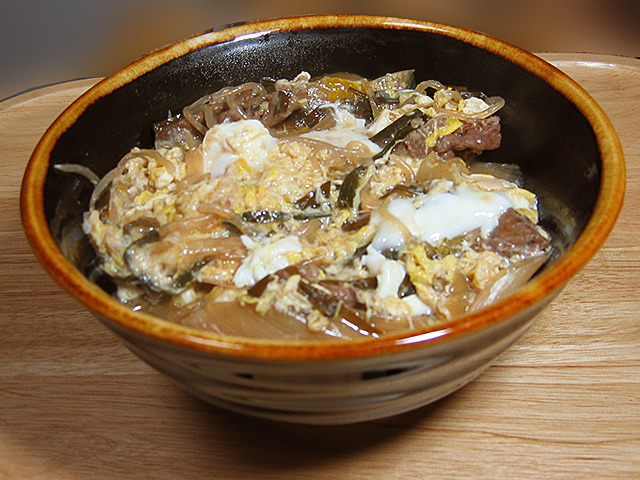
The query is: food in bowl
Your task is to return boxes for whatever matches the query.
[22,15,624,424]
[72,69,551,340]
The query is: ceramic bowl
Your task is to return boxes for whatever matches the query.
[21,15,625,424]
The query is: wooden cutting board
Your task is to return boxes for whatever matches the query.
[1,53,638,479]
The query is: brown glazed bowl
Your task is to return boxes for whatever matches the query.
[21,15,625,424]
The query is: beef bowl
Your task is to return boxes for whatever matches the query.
[21,15,625,424]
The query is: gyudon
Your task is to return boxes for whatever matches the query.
[75,70,551,340]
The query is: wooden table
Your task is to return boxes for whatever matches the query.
[1,53,638,479]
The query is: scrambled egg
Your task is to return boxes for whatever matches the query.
[82,72,550,338]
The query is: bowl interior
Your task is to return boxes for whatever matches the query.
[40,18,602,333]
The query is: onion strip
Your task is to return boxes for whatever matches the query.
[54,163,100,185]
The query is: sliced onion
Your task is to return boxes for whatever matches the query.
[415,80,445,94]
[53,163,100,185]
[183,93,215,135]
[471,250,550,311]
[158,214,226,238]
[387,154,415,182]
[89,168,117,210]
[180,300,324,340]
[431,96,505,121]
[467,161,524,186]
[151,152,179,178]
[226,93,249,120]
[282,137,370,174]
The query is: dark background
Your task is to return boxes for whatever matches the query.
[1,0,638,100]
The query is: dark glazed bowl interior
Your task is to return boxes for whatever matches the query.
[24,15,624,360]
[45,19,599,275]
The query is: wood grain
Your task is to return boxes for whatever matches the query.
[1,55,638,479]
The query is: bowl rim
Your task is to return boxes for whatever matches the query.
[20,14,626,361]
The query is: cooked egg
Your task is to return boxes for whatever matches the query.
[402,294,431,315]
[363,247,405,298]
[300,106,382,154]
[362,246,431,314]
[460,97,491,114]
[371,182,513,252]
[85,71,550,337]
[233,234,303,288]
[201,119,278,177]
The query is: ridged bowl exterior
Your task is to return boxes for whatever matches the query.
[102,293,555,424]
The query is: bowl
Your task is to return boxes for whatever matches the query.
[21,15,625,424]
